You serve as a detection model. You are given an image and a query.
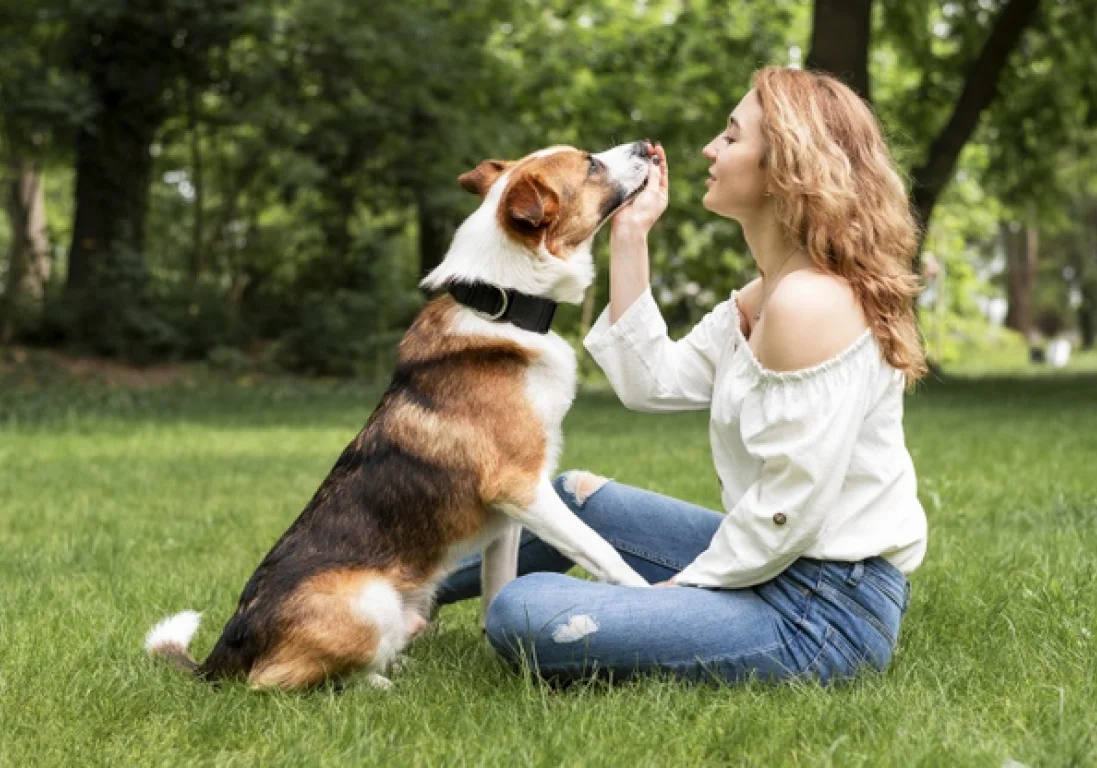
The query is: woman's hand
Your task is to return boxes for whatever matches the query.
[653,579,679,588]
[611,141,669,239]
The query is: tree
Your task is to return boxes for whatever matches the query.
[808,0,1043,234]
[63,0,243,344]
[0,0,89,341]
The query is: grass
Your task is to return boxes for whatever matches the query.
[1,361,1095,767]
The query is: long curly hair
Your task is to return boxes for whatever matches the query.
[753,66,926,387]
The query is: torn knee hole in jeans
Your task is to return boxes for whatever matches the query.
[552,615,600,643]
[561,470,610,507]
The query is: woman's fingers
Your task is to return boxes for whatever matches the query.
[647,155,662,191]
[654,142,669,195]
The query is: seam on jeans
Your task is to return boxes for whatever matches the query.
[603,537,690,571]
[702,640,787,669]
[860,570,903,610]
[804,625,836,678]
[827,626,865,672]
[682,641,792,684]
[818,582,896,645]
[861,560,908,608]
[866,577,907,613]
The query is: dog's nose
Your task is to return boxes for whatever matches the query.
[631,140,652,158]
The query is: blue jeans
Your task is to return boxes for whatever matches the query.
[436,475,912,685]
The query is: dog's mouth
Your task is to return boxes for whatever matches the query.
[624,176,649,203]
[601,176,649,223]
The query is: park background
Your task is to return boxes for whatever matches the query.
[1,0,1095,765]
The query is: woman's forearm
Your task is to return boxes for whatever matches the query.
[609,227,652,324]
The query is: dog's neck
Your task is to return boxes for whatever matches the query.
[419,171,594,305]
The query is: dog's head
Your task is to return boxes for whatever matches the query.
[459,142,652,259]
[422,142,653,304]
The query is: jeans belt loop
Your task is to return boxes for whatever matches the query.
[845,561,865,587]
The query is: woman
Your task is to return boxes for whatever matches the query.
[436,67,927,685]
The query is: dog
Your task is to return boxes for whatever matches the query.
[145,141,655,690]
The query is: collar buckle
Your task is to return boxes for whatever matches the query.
[485,284,509,320]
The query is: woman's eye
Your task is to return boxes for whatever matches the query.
[723,134,735,144]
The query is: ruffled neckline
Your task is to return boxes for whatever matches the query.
[729,290,876,384]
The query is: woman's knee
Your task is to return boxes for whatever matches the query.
[484,573,559,661]
[553,470,612,512]
[485,573,610,675]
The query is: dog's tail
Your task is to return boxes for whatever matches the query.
[144,611,202,674]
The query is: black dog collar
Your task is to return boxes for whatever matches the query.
[447,281,558,334]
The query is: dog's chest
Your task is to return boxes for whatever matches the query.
[524,333,577,470]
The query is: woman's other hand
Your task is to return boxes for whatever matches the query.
[611,141,669,238]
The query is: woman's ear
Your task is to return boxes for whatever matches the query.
[458,159,510,197]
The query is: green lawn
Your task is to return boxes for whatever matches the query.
[1,364,1095,766]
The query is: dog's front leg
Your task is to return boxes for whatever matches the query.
[480,521,521,629]
[506,481,649,587]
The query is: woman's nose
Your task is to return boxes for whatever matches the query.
[701,141,717,161]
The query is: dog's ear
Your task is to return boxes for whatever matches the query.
[458,159,509,197]
[502,174,559,230]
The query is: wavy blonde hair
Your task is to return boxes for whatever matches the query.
[753,66,926,387]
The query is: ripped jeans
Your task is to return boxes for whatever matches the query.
[435,474,912,685]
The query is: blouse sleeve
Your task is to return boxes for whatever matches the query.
[674,357,874,589]
[583,287,738,413]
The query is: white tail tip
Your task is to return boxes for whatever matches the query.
[144,610,202,653]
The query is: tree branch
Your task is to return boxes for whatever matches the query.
[911,0,1042,233]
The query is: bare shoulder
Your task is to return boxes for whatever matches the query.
[756,270,868,372]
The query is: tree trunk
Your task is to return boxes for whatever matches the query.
[65,106,159,297]
[415,186,455,289]
[1079,287,1096,350]
[910,0,1042,234]
[805,0,873,100]
[2,154,51,342]
[1078,201,1097,350]
[188,81,206,284]
[1002,220,1037,341]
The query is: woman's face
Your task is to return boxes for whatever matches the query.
[702,89,769,221]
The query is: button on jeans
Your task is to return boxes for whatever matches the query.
[436,475,912,685]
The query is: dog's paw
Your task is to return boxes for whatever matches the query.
[391,654,414,673]
[365,673,394,691]
[610,571,651,588]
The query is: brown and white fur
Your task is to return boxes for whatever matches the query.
[145,141,654,691]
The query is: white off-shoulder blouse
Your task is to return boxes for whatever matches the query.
[583,287,927,590]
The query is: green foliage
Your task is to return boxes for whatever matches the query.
[34,249,246,362]
[1,0,1095,367]
[277,289,418,377]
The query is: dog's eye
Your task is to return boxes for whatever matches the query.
[587,156,600,176]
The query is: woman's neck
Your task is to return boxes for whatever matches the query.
[741,210,810,278]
